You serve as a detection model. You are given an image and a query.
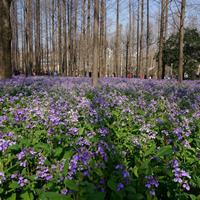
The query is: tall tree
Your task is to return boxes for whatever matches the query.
[0,0,13,79]
[92,0,99,86]
[81,0,86,76]
[115,0,120,77]
[25,0,33,76]
[100,0,106,77]
[63,0,68,75]
[178,0,186,83]
[157,0,165,79]
[139,0,144,78]
[45,0,49,75]
[11,0,19,75]
[35,0,41,75]
[58,1,62,74]
[86,0,91,76]
[136,0,140,77]
[146,0,150,77]
[162,0,169,79]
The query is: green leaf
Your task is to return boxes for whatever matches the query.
[39,192,71,200]
[189,194,197,200]
[134,193,144,200]
[20,192,34,200]
[7,193,16,200]
[87,192,105,200]
[55,147,63,157]
[64,180,79,191]
[9,181,20,190]
[107,178,116,191]
[144,144,156,157]
[156,145,173,157]
[133,166,139,178]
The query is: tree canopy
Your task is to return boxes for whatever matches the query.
[163,28,200,79]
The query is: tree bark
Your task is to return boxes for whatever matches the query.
[100,0,106,77]
[115,0,120,77]
[178,0,186,83]
[0,0,12,79]
[92,0,99,86]
[157,0,165,79]
[136,0,140,77]
[139,0,144,78]
[35,0,41,75]
[146,0,150,78]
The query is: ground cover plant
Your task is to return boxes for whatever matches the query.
[0,77,200,200]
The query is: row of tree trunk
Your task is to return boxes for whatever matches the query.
[0,0,186,85]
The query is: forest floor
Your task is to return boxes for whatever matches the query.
[0,76,200,200]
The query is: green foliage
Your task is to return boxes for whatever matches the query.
[163,28,200,79]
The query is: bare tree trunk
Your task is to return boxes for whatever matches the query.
[157,0,165,79]
[81,0,86,76]
[139,0,144,78]
[100,0,106,77]
[146,0,150,78]
[115,0,120,77]
[87,0,91,76]
[92,0,99,86]
[35,0,41,75]
[162,0,169,79]
[128,0,132,73]
[136,0,140,77]
[11,1,19,75]
[25,0,33,76]
[178,0,186,83]
[73,0,78,76]
[0,0,12,79]
[52,0,55,74]
[45,0,49,75]
[58,1,62,75]
[63,0,68,76]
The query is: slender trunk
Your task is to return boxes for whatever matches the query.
[35,0,41,75]
[158,0,165,79]
[115,0,120,77]
[128,0,132,73]
[87,0,91,76]
[162,0,169,79]
[139,0,144,78]
[178,0,186,83]
[73,0,78,76]
[63,0,68,76]
[0,0,12,79]
[58,2,62,74]
[146,0,149,78]
[81,0,86,76]
[100,0,106,77]
[136,0,140,77]
[92,0,99,86]
[45,0,49,75]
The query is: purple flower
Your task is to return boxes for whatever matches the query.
[117,183,124,191]
[150,190,156,196]
[122,170,130,178]
[36,167,53,181]
[182,181,190,191]
[61,189,68,195]
[17,150,26,160]
[20,160,27,167]
[145,176,159,189]
[18,176,28,187]
[98,127,108,137]
[68,154,79,178]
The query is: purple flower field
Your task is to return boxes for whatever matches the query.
[0,76,200,200]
